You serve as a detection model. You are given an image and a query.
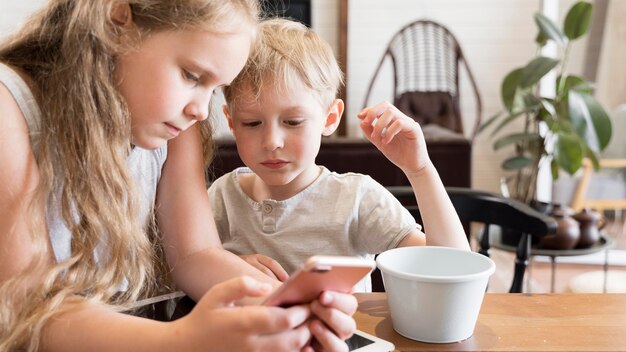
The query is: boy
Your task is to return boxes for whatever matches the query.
[209,18,470,291]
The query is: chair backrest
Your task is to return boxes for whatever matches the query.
[372,186,557,293]
[363,20,482,140]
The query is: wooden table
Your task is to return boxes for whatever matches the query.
[355,293,626,351]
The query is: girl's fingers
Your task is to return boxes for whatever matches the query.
[256,324,312,352]
[317,291,358,317]
[309,320,349,352]
[258,305,312,334]
[312,292,358,339]
[201,276,272,309]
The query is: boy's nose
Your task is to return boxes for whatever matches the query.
[262,127,284,151]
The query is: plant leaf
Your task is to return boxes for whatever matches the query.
[534,12,567,46]
[580,94,612,151]
[493,132,541,150]
[519,57,560,89]
[564,1,593,40]
[584,145,601,171]
[567,91,598,151]
[535,31,548,47]
[558,74,593,94]
[538,99,557,128]
[501,68,524,112]
[478,111,503,134]
[554,132,584,174]
[490,109,530,137]
[502,156,533,170]
[568,91,612,152]
[551,158,559,180]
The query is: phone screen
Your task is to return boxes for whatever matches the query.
[346,333,375,350]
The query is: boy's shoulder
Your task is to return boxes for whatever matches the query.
[324,169,387,193]
[208,167,250,192]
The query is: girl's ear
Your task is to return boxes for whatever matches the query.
[322,99,344,136]
[110,3,133,27]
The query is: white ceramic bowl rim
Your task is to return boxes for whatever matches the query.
[376,247,496,283]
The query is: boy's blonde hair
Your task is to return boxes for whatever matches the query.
[224,18,343,111]
[0,1,258,351]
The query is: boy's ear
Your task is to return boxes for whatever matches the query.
[222,105,235,133]
[322,99,344,136]
[110,3,133,27]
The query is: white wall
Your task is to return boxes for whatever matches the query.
[0,1,46,39]
[3,1,610,195]
[347,0,541,193]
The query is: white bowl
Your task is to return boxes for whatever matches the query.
[376,246,495,343]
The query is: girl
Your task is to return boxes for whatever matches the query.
[0,1,356,351]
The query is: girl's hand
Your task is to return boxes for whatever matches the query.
[304,291,358,352]
[174,276,312,352]
[357,101,431,175]
[241,254,290,282]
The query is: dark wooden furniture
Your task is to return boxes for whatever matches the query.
[379,187,558,293]
[208,137,471,187]
[355,293,626,351]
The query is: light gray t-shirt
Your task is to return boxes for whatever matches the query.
[0,62,167,264]
[208,166,421,292]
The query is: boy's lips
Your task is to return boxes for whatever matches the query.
[261,159,289,169]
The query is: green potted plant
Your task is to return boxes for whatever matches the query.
[481,0,612,205]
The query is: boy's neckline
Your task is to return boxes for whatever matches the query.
[236,165,325,202]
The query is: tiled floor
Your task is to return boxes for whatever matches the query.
[483,213,626,293]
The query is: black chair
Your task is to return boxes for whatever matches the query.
[372,186,557,293]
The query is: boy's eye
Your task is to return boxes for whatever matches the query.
[242,121,261,127]
[183,69,200,83]
[284,119,304,126]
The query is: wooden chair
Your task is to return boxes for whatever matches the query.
[362,19,482,141]
[372,187,557,293]
[571,158,626,213]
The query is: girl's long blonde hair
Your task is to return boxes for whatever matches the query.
[0,1,258,350]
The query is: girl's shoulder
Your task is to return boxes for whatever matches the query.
[0,80,32,152]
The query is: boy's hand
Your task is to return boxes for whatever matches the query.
[241,254,289,282]
[357,101,431,175]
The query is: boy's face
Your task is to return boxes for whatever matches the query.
[225,79,343,190]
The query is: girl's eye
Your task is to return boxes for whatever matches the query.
[183,69,200,83]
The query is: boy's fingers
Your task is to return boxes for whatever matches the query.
[258,256,289,282]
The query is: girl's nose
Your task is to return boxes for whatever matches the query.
[185,91,212,121]
[184,101,209,122]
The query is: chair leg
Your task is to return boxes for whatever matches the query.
[478,224,491,257]
[510,233,531,293]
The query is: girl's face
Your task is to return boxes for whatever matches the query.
[115,28,252,149]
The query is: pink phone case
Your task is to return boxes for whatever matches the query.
[262,256,376,307]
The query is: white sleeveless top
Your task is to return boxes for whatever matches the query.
[0,63,167,263]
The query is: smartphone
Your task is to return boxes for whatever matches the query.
[346,329,395,352]
[262,255,376,307]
